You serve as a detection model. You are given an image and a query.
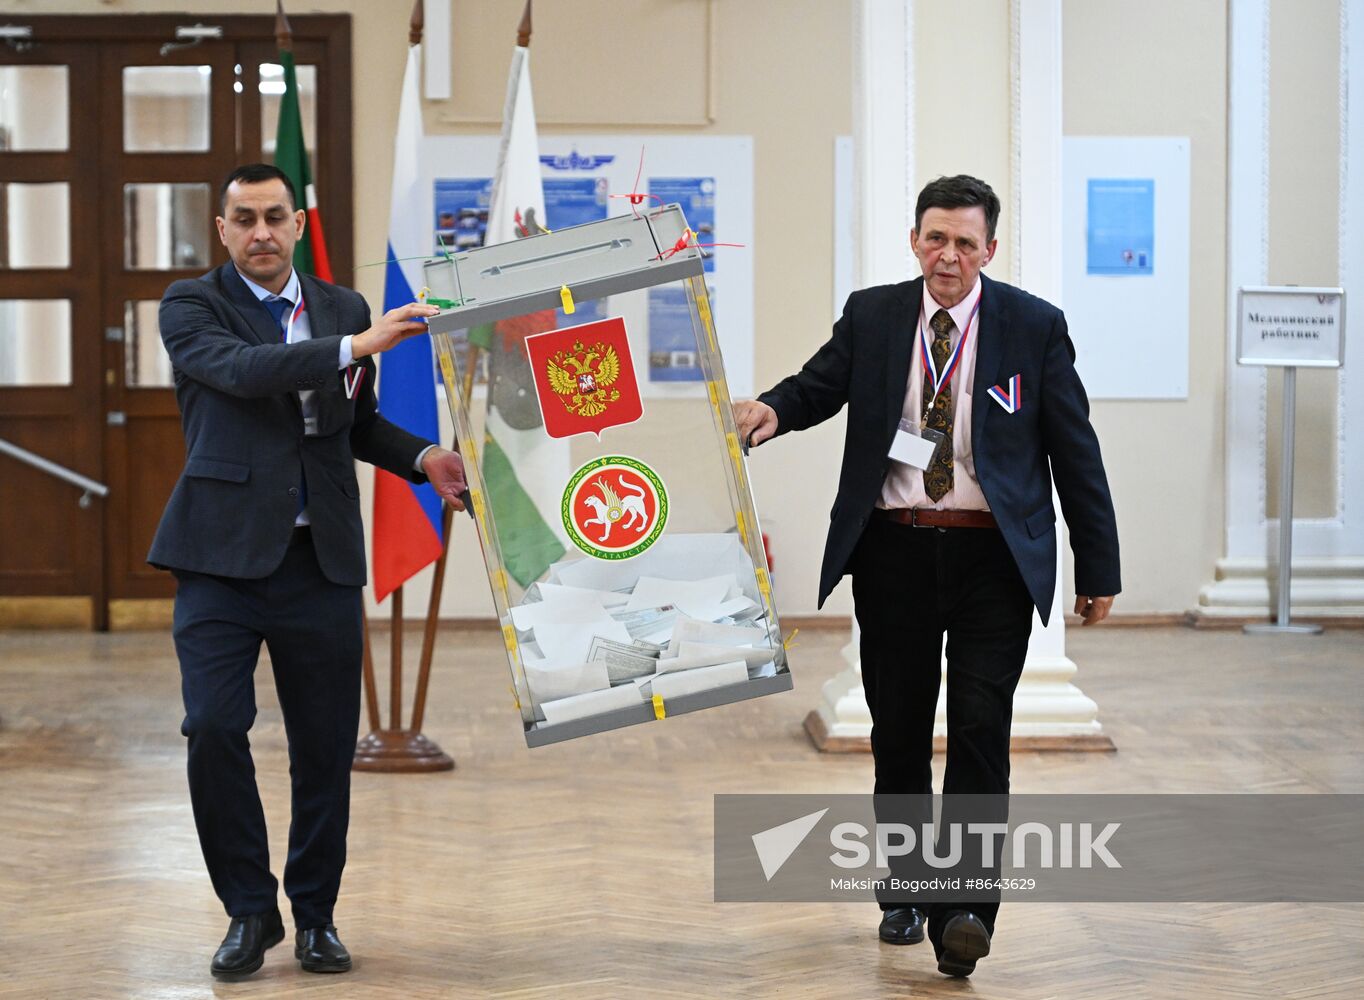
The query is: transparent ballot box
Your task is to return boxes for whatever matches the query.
[424,206,791,747]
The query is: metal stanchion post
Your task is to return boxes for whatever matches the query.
[1245,365,1322,635]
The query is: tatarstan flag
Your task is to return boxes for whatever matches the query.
[273,47,332,282]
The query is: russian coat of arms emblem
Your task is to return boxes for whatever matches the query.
[525,317,644,439]
[545,340,622,418]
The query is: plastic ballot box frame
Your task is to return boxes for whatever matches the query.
[423,205,791,747]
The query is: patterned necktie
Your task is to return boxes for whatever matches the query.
[921,308,955,502]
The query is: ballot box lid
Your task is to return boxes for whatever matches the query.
[424,205,704,332]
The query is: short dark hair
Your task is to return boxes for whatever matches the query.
[219,163,297,215]
[914,175,1001,242]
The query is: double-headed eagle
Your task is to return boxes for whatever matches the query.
[545,340,622,418]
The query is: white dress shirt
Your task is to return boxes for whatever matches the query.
[878,276,990,511]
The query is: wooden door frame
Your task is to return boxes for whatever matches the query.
[0,14,353,629]
[0,40,105,627]
[9,14,354,287]
[97,36,240,622]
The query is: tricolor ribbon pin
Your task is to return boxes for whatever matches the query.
[987,373,1022,414]
[343,365,366,401]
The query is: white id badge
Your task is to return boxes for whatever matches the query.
[888,418,946,470]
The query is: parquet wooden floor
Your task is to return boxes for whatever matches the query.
[1,624,1360,999]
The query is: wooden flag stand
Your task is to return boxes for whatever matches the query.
[353,0,455,774]
[353,0,535,772]
[352,521,456,772]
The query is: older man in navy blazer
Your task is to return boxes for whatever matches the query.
[735,175,1119,978]
[149,164,466,979]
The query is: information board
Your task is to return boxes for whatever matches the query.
[1237,286,1345,368]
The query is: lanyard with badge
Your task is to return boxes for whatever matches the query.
[282,295,305,345]
[282,288,366,402]
[887,289,982,469]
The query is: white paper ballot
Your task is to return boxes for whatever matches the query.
[509,596,613,631]
[654,649,754,675]
[715,596,760,620]
[675,640,774,670]
[651,660,749,699]
[749,659,779,679]
[889,425,939,469]
[539,683,644,726]
[534,581,630,609]
[522,658,610,704]
[548,534,758,601]
[626,575,737,620]
[533,619,631,664]
[664,616,769,656]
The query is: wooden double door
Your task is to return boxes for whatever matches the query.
[0,15,353,629]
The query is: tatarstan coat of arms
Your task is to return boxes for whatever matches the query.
[525,317,644,440]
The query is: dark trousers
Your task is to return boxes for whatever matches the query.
[850,515,1034,951]
[172,530,363,929]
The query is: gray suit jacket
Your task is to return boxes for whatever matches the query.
[148,262,431,586]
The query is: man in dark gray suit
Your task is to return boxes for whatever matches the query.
[736,175,1119,978]
[149,163,466,979]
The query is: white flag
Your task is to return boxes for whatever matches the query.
[479,44,572,588]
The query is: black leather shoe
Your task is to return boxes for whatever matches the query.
[295,925,352,973]
[210,909,285,979]
[877,907,926,945]
[937,911,991,978]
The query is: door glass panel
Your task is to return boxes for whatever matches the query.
[123,66,211,152]
[260,63,317,165]
[123,183,211,270]
[124,300,172,388]
[0,299,72,385]
[2,182,70,268]
[0,66,69,151]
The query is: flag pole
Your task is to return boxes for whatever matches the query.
[384,0,411,736]
[411,0,532,733]
[353,0,453,772]
[279,0,383,731]
[275,0,291,52]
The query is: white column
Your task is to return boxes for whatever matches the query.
[1194,0,1364,621]
[807,0,1109,751]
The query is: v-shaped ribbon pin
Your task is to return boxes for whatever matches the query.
[919,290,982,410]
[987,373,1022,414]
[343,365,366,401]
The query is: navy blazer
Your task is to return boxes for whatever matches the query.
[148,262,431,587]
[758,274,1120,624]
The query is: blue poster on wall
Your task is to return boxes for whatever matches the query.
[647,285,715,382]
[647,177,717,381]
[433,178,493,255]
[650,177,717,274]
[1086,178,1155,275]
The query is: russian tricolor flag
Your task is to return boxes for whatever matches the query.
[372,43,443,602]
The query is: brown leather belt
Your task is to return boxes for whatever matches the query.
[873,507,997,529]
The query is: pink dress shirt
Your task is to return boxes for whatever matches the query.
[878,277,990,511]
